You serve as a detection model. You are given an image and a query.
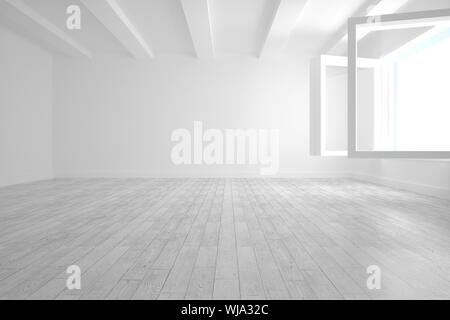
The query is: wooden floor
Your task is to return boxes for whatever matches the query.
[0,178,449,300]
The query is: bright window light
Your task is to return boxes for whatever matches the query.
[375,27,450,151]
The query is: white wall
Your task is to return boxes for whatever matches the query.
[53,55,351,177]
[0,26,53,187]
[52,54,450,198]
[2,21,444,199]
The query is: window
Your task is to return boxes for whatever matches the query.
[310,55,376,156]
[348,9,450,158]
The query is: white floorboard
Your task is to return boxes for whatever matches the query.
[0,178,449,300]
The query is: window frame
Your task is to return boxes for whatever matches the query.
[348,8,450,159]
[310,55,377,157]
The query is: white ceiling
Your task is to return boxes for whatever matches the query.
[210,0,279,55]
[285,0,372,54]
[0,0,448,59]
[117,0,195,56]
[24,0,130,55]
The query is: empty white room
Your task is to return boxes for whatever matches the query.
[0,0,449,306]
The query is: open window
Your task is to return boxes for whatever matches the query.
[310,55,377,156]
[348,9,450,158]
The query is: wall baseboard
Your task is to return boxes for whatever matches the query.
[17,171,449,201]
[54,171,351,179]
[0,178,54,189]
[350,173,450,201]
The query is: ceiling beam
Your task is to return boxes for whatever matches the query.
[3,0,92,58]
[259,0,309,58]
[321,0,409,54]
[81,0,154,59]
[180,0,214,59]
